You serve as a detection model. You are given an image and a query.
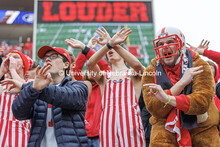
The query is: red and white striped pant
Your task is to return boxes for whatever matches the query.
[0,90,31,147]
[100,78,145,147]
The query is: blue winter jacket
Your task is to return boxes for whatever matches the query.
[12,76,89,147]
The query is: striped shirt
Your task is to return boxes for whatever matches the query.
[100,70,145,147]
[0,85,31,147]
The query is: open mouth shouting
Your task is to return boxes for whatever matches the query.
[108,50,114,57]
[162,50,173,58]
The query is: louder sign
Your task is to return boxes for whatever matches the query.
[37,1,153,23]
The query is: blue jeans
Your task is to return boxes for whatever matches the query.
[88,136,99,147]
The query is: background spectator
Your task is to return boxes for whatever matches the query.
[22,37,33,58]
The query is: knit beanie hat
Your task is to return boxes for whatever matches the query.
[9,50,29,75]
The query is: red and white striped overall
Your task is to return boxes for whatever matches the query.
[0,85,31,147]
[100,70,145,147]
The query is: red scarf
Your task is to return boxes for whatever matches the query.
[165,109,192,146]
[161,59,182,85]
[162,60,192,147]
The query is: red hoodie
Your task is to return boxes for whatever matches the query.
[203,49,220,111]
[203,49,220,83]
[73,47,111,137]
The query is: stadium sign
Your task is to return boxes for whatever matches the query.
[38,1,152,23]
[0,10,33,24]
[34,0,154,68]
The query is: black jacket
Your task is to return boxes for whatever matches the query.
[12,76,89,147]
[216,82,220,99]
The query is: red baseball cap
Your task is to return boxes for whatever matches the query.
[37,45,71,64]
[9,50,29,75]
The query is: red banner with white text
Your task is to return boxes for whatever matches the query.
[37,1,153,23]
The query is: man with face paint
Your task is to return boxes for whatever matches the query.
[142,27,220,147]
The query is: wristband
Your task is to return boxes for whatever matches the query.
[164,95,171,108]
[82,46,90,56]
[106,42,113,49]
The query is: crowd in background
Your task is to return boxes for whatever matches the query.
[0,37,32,58]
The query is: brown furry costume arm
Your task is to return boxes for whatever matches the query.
[142,59,173,118]
[184,54,215,115]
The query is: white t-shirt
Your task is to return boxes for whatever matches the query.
[40,104,58,147]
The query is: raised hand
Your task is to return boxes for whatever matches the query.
[186,39,210,55]
[1,78,23,94]
[109,28,132,47]
[32,65,52,91]
[186,43,197,51]
[65,38,85,51]
[0,56,10,75]
[8,57,17,72]
[96,27,111,45]
[198,39,209,49]
[87,36,97,49]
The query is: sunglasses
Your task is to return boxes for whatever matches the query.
[42,54,63,62]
